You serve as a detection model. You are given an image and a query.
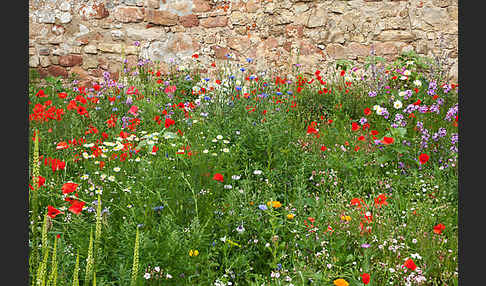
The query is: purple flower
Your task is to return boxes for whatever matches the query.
[361,243,371,249]
[368,91,377,97]
[359,117,367,125]
[134,41,140,47]
[258,204,268,211]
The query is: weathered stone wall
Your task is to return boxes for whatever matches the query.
[29,0,458,84]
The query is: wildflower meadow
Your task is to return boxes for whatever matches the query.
[28,48,458,285]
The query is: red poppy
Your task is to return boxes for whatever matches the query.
[374,194,388,207]
[419,153,429,164]
[68,200,85,215]
[36,176,46,188]
[381,137,394,145]
[340,70,346,76]
[370,130,378,136]
[364,108,371,116]
[152,145,158,154]
[47,205,63,218]
[192,54,199,59]
[36,89,48,98]
[93,84,101,91]
[433,223,445,234]
[213,173,224,182]
[352,122,360,131]
[361,273,370,285]
[165,117,175,128]
[62,182,78,194]
[320,145,327,152]
[358,135,365,141]
[354,145,360,152]
[58,92,68,99]
[350,198,363,209]
[403,258,417,271]
[413,99,422,105]
[307,125,318,135]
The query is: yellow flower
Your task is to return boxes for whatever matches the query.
[189,249,199,256]
[193,250,199,256]
[267,201,282,208]
[287,213,295,220]
[341,215,352,222]
[189,250,193,256]
[333,278,349,286]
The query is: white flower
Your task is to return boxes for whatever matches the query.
[82,152,90,159]
[223,140,230,144]
[398,91,407,97]
[203,149,209,154]
[103,142,116,147]
[81,174,89,180]
[166,273,172,279]
[400,75,408,80]
[373,105,380,111]
[411,253,422,260]
[211,139,218,143]
[144,273,151,279]
[108,176,115,182]
[224,185,233,189]
[403,70,411,76]
[376,107,383,115]
[216,135,223,140]
[253,170,262,175]
[236,225,245,233]
[95,189,103,195]
[231,175,241,180]
[83,143,95,148]
[222,148,230,153]
[113,167,121,172]
[413,80,422,87]
[393,100,403,109]
[154,266,160,272]
[412,239,417,244]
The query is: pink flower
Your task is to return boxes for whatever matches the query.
[164,85,177,94]
[128,105,139,116]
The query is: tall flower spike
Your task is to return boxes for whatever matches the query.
[130,228,140,286]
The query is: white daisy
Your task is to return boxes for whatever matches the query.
[393,100,403,109]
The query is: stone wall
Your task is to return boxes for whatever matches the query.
[29,0,458,85]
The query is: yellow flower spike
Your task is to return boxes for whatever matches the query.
[333,278,349,286]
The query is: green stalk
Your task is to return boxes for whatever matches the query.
[72,250,80,286]
[84,228,94,285]
[47,236,58,286]
[30,129,41,278]
[130,228,140,286]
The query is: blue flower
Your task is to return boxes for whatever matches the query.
[276,92,282,96]
[258,204,268,211]
[235,86,242,91]
[153,205,164,212]
[240,68,246,72]
[247,58,253,63]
